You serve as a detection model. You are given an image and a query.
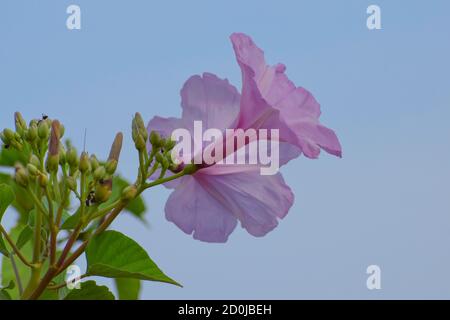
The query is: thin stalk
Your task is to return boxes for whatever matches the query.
[0,225,33,267]
[9,253,23,295]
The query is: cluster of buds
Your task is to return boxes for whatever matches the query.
[0,113,65,152]
[132,113,179,176]
[0,113,126,208]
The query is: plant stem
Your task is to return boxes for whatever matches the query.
[26,188,49,220]
[47,274,88,290]
[9,253,23,296]
[27,169,188,299]
[45,188,57,266]
[0,225,33,267]
[144,170,185,189]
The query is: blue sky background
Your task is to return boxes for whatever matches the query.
[1,0,449,299]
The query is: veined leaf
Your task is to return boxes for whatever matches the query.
[86,230,180,287]
[114,278,141,300]
[1,225,33,299]
[0,184,15,223]
[64,281,114,300]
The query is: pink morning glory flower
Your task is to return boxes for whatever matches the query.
[147,33,341,242]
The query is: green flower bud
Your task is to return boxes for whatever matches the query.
[134,134,146,151]
[66,176,77,192]
[95,179,112,203]
[26,122,38,142]
[121,185,137,201]
[90,155,100,171]
[161,156,169,169]
[38,121,50,140]
[14,165,29,187]
[27,164,39,177]
[10,140,23,151]
[93,166,106,181]
[150,131,161,148]
[59,124,65,138]
[0,133,8,146]
[134,112,148,141]
[46,155,59,173]
[29,155,41,168]
[164,139,176,151]
[3,128,15,142]
[155,152,164,164]
[14,112,27,135]
[67,147,78,168]
[59,145,66,165]
[105,159,118,175]
[38,173,48,188]
[79,152,90,173]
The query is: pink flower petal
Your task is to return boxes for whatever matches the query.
[196,166,294,237]
[165,176,238,242]
[181,72,241,131]
[230,32,342,158]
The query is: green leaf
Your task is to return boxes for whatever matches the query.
[0,280,15,300]
[0,289,11,300]
[64,281,115,300]
[1,225,33,299]
[86,230,180,287]
[61,207,81,230]
[0,184,15,223]
[0,148,27,167]
[0,174,32,223]
[114,278,141,300]
[16,225,33,250]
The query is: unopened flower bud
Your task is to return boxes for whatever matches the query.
[14,112,27,135]
[38,173,48,188]
[93,166,106,181]
[14,165,29,187]
[155,152,164,164]
[46,120,61,172]
[67,147,78,168]
[108,133,123,163]
[161,157,169,169]
[59,124,65,138]
[90,155,100,171]
[134,113,148,141]
[121,185,137,201]
[164,139,176,151]
[0,133,9,146]
[29,155,41,168]
[59,145,66,165]
[95,179,112,203]
[79,152,90,173]
[149,131,161,147]
[66,176,77,191]
[46,155,59,173]
[38,121,50,140]
[105,159,118,175]
[27,164,39,177]
[26,122,38,142]
[3,129,15,142]
[134,134,146,151]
